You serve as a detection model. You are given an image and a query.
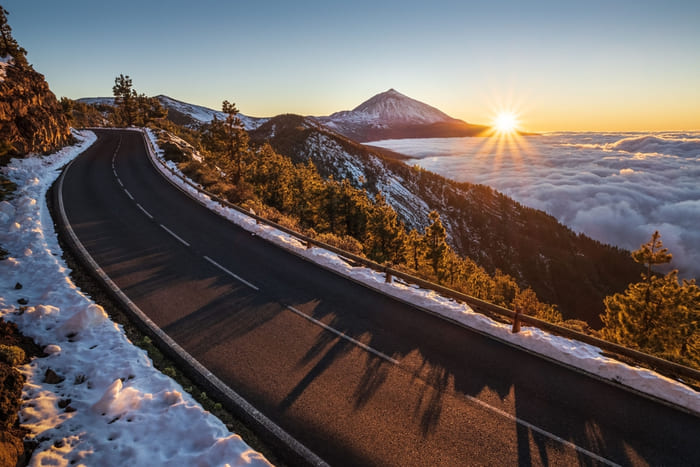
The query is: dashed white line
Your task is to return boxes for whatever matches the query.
[103,133,619,465]
[465,395,621,466]
[136,203,154,220]
[160,224,190,247]
[203,255,259,291]
[286,305,400,365]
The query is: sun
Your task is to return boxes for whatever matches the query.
[493,112,519,134]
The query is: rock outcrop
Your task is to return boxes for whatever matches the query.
[1,7,71,159]
[0,59,72,158]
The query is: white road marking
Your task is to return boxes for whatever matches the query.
[117,178,123,187]
[286,305,400,365]
[203,255,260,291]
[466,394,621,466]
[124,189,134,200]
[136,203,154,220]
[160,224,190,247]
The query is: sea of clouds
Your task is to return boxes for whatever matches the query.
[372,132,700,281]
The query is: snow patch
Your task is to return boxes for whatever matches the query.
[0,130,270,466]
[0,55,12,82]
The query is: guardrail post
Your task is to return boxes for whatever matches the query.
[249,208,261,225]
[385,268,392,283]
[306,240,313,250]
[512,308,522,333]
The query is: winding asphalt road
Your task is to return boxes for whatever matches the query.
[59,129,699,466]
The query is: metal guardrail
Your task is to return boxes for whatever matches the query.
[140,129,700,387]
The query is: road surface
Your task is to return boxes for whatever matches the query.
[59,129,700,466]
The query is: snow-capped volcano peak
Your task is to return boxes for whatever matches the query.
[315,88,487,142]
[348,88,456,125]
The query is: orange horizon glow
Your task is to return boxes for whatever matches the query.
[493,111,519,135]
[449,96,700,133]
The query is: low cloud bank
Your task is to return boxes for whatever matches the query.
[373,132,700,280]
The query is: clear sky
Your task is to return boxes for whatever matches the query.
[3,0,699,131]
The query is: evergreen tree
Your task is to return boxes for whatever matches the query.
[112,74,136,126]
[135,94,167,126]
[248,143,294,211]
[404,229,424,271]
[338,178,369,240]
[492,269,519,307]
[424,211,448,279]
[600,231,700,367]
[202,101,250,184]
[442,250,466,287]
[0,7,27,65]
[513,287,563,323]
[365,192,405,264]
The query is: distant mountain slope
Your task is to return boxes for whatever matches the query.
[155,95,268,131]
[77,95,268,131]
[315,89,488,142]
[250,114,644,327]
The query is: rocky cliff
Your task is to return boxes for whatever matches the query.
[0,58,72,159]
[0,6,71,161]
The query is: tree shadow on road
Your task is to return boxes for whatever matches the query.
[90,235,700,466]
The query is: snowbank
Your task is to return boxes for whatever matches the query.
[0,130,270,466]
[146,129,700,416]
[0,55,11,82]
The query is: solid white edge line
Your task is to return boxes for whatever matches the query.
[124,188,134,200]
[286,305,400,365]
[160,224,190,247]
[136,203,154,220]
[57,152,328,467]
[203,255,259,291]
[117,178,123,187]
[465,395,621,467]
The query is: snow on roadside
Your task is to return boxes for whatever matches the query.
[0,54,12,82]
[0,130,270,466]
[146,129,700,416]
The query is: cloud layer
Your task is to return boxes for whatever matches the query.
[373,132,700,280]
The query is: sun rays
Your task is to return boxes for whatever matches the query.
[472,105,537,173]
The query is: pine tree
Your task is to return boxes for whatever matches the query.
[513,287,563,323]
[404,229,424,271]
[424,211,448,279]
[442,250,466,287]
[365,192,405,264]
[600,231,700,367]
[112,74,136,126]
[135,94,167,126]
[0,7,27,65]
[203,101,250,185]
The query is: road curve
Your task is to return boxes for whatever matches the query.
[59,129,700,466]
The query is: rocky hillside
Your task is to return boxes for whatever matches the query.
[0,10,71,161]
[250,114,644,327]
[314,89,488,142]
